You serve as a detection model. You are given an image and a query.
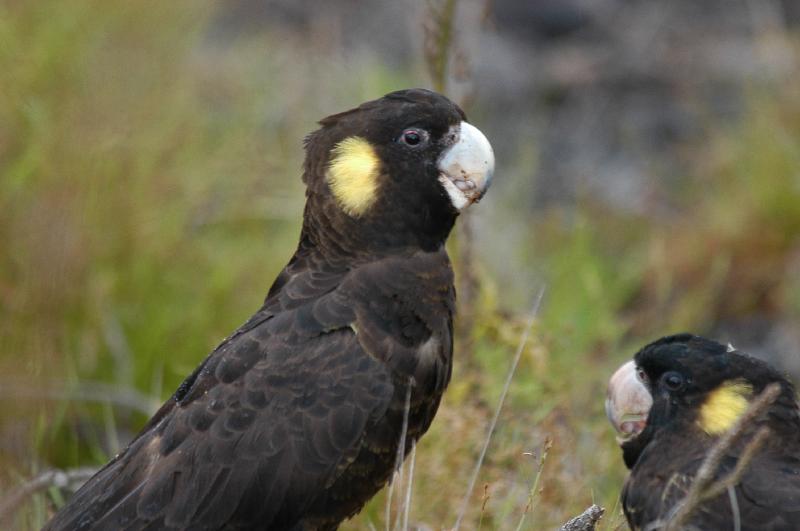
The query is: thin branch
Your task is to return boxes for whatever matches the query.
[664,383,781,530]
[423,0,480,369]
[453,286,546,530]
[557,504,606,531]
[0,468,98,525]
[423,0,459,93]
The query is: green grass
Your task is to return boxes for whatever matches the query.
[1,1,799,529]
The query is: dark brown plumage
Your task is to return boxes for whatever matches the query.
[607,334,800,531]
[45,89,494,530]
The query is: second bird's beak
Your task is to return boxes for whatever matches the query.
[606,361,653,444]
[437,121,495,210]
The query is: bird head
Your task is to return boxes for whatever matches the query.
[301,89,494,255]
[606,333,796,468]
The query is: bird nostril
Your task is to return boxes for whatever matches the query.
[620,419,646,436]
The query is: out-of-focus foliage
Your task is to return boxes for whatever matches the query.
[1,0,799,529]
[0,2,412,524]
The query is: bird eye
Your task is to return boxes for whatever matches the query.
[399,129,427,147]
[636,368,649,384]
[662,371,685,391]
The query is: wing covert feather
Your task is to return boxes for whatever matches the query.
[46,295,393,530]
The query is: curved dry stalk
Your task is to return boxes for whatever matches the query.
[0,467,98,525]
[700,427,770,503]
[664,383,780,530]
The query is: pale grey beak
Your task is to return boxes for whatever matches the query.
[606,360,653,444]
[437,121,495,210]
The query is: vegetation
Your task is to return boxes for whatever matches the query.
[1,1,798,529]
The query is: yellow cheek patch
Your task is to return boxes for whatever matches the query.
[698,379,753,435]
[327,136,380,217]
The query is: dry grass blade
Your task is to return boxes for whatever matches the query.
[453,286,546,530]
[515,436,553,531]
[664,383,781,530]
[399,443,417,531]
[386,379,414,531]
[477,484,490,531]
[726,484,741,531]
[0,468,98,526]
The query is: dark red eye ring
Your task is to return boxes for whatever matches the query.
[399,128,428,147]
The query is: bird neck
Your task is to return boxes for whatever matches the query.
[263,195,456,302]
[299,192,457,262]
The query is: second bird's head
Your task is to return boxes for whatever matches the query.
[301,89,494,254]
[606,333,797,468]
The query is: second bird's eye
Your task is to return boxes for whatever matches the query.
[399,129,427,147]
[662,371,685,391]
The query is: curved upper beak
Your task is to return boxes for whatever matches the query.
[606,360,653,444]
[437,121,495,210]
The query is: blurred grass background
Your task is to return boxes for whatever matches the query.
[1,0,799,529]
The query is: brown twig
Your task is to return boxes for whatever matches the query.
[0,467,98,526]
[664,383,781,530]
[423,0,482,369]
[557,504,606,531]
[423,0,459,94]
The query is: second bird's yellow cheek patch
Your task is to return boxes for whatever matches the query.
[698,379,753,435]
[327,136,380,217]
